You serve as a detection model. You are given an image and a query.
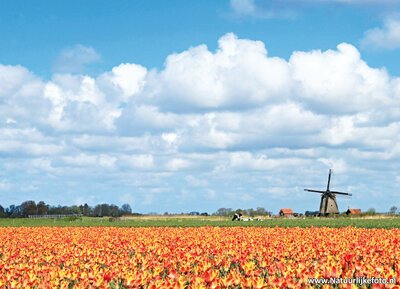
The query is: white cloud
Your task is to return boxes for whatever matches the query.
[0,128,65,156]
[361,16,400,50]
[117,105,179,135]
[43,74,121,132]
[62,153,116,169]
[165,158,192,171]
[317,158,348,173]
[230,0,256,15]
[148,35,394,117]
[153,33,291,110]
[98,63,147,101]
[290,43,392,113]
[54,44,101,73]
[118,154,154,170]
[30,158,55,173]
[185,175,209,187]
[165,158,191,171]
[162,132,178,146]
[1,34,400,212]
[71,134,154,152]
[229,152,307,171]
[0,65,39,98]
[6,118,16,124]
[0,65,49,128]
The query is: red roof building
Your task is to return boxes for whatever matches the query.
[346,209,362,215]
[279,209,294,216]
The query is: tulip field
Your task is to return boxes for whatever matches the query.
[1,226,400,288]
[2,216,400,228]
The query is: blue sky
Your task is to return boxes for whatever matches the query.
[1,0,400,214]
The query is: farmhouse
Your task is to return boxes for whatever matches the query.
[346,209,362,215]
[279,209,294,217]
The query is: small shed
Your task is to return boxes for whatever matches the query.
[279,209,294,216]
[346,209,362,215]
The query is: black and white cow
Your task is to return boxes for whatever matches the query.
[232,213,242,221]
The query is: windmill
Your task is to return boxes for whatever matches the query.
[304,169,352,216]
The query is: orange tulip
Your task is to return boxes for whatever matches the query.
[0,226,399,288]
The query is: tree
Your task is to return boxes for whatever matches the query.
[37,201,48,215]
[48,205,61,215]
[79,203,91,216]
[246,208,256,217]
[21,201,37,217]
[60,206,70,215]
[366,208,376,215]
[101,204,111,216]
[216,208,233,217]
[390,206,398,214]
[10,205,22,218]
[109,204,120,217]
[71,205,82,215]
[6,205,16,217]
[93,204,104,217]
[93,203,118,217]
[121,204,132,215]
[234,208,246,216]
[216,208,226,216]
[0,205,5,218]
[255,207,271,216]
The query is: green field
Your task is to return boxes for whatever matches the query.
[1,216,400,228]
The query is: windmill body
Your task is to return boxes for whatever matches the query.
[304,169,352,216]
[319,194,339,215]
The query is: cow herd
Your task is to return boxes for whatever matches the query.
[231,213,262,221]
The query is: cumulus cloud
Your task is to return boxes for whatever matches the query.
[43,74,122,132]
[290,43,392,113]
[143,35,394,116]
[98,63,147,101]
[151,33,291,111]
[1,34,400,212]
[0,65,39,98]
[0,65,49,127]
[361,15,400,50]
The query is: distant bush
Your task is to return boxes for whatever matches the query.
[365,208,376,216]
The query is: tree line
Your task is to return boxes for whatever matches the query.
[0,202,273,218]
[0,201,134,218]
[215,207,272,217]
